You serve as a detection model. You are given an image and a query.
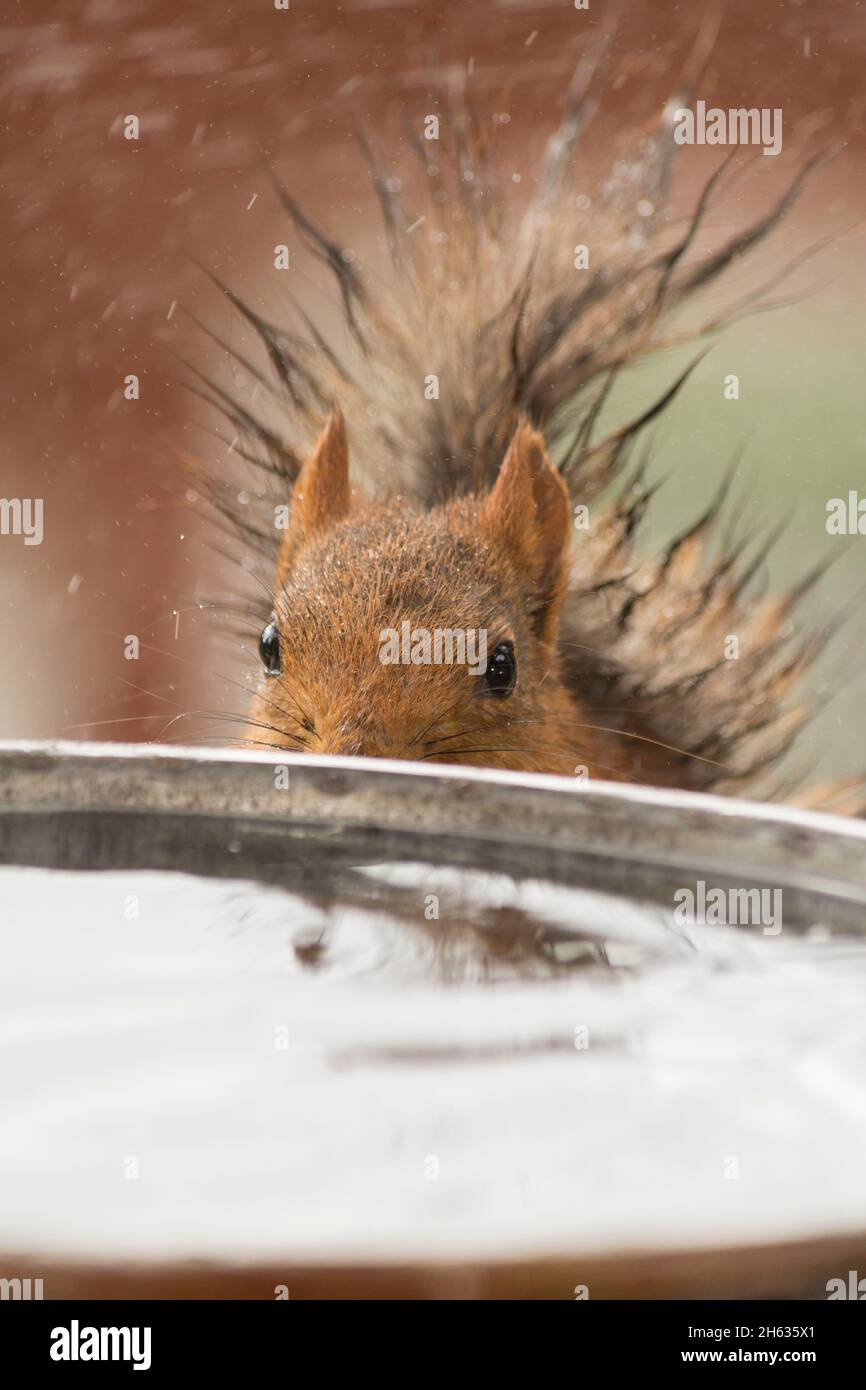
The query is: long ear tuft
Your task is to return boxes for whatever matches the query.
[276,409,350,585]
[482,423,571,642]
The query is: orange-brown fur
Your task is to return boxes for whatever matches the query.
[251,414,629,776]
[194,56,862,808]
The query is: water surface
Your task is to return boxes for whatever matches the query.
[2,862,865,1267]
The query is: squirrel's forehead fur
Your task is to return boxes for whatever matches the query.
[277,500,526,637]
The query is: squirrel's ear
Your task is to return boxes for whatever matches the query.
[277,410,350,583]
[482,423,571,642]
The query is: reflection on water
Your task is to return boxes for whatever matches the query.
[1,863,866,1265]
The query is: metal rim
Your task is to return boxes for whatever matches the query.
[1,738,865,930]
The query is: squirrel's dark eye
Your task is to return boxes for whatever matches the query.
[481,640,517,698]
[258,620,281,676]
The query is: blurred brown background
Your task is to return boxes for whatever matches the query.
[1,0,864,781]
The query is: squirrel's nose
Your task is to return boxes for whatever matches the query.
[321,723,399,760]
[324,734,365,756]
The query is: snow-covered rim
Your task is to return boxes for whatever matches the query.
[0,739,864,920]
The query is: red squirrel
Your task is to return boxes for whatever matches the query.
[192,62,860,810]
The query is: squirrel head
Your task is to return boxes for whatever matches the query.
[249,410,614,776]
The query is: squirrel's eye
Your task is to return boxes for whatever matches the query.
[481,640,517,698]
[258,620,281,676]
